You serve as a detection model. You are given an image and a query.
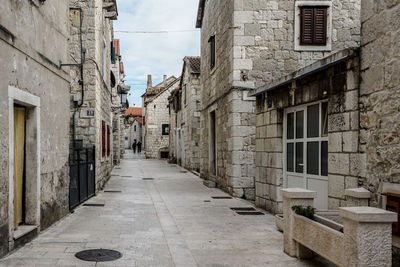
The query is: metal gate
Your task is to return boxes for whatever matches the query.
[69,146,96,210]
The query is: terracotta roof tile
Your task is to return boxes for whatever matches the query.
[125,107,142,116]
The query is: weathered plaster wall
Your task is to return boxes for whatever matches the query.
[359,0,400,205]
[0,0,70,255]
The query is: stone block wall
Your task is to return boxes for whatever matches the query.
[255,54,360,213]
[145,79,180,159]
[0,0,70,255]
[182,69,201,172]
[233,0,361,89]
[69,0,113,191]
[359,0,400,206]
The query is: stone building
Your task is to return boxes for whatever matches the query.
[358,0,400,244]
[196,0,360,199]
[111,39,130,165]
[68,0,118,194]
[0,0,71,256]
[124,107,143,149]
[168,57,201,171]
[142,75,180,159]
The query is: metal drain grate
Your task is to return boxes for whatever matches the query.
[211,196,233,199]
[180,171,188,173]
[230,207,256,211]
[83,203,105,207]
[114,167,121,169]
[75,249,122,262]
[104,190,122,193]
[121,176,133,178]
[111,175,120,177]
[204,200,211,202]
[236,211,264,215]
[142,178,154,180]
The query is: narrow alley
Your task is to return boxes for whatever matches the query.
[0,153,327,267]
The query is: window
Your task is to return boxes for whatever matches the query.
[208,35,215,69]
[294,1,332,51]
[134,125,136,132]
[102,121,106,158]
[162,124,170,135]
[184,85,187,105]
[300,6,327,45]
[107,125,110,157]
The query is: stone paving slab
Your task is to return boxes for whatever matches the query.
[0,157,331,266]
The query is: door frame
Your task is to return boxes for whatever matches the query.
[283,100,328,208]
[8,86,40,248]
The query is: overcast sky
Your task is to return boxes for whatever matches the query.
[114,0,200,107]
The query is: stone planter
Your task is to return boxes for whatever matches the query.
[281,188,397,267]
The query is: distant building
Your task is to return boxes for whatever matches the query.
[142,75,180,159]
[168,57,201,171]
[125,107,143,149]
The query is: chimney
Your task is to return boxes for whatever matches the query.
[147,75,152,88]
[163,75,167,86]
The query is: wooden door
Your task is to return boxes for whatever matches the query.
[14,106,25,229]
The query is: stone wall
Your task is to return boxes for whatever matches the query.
[181,61,201,172]
[359,0,400,205]
[255,53,360,213]
[145,79,180,159]
[69,0,113,191]
[234,0,361,89]
[0,0,70,255]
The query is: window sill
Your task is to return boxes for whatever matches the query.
[294,43,332,52]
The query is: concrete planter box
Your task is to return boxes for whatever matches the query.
[275,214,284,232]
[281,188,397,267]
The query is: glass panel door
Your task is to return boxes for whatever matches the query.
[284,101,328,210]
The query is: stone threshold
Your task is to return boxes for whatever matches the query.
[14,225,37,240]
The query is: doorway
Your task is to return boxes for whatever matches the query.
[13,106,26,229]
[209,110,216,176]
[284,101,328,210]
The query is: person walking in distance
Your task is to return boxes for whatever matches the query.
[137,141,142,153]
[132,139,137,153]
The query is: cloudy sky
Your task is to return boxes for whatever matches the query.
[114,0,201,107]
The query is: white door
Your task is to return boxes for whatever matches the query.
[284,101,329,210]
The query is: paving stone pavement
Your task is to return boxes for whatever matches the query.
[0,155,331,267]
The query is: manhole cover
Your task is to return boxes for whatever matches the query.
[104,190,122,193]
[236,211,264,215]
[75,249,122,262]
[212,196,232,199]
[142,178,154,180]
[231,207,256,211]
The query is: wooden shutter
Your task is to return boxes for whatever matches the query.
[107,125,110,157]
[102,121,106,157]
[300,7,327,45]
[313,7,327,45]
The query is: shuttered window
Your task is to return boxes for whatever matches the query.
[300,7,327,45]
[107,125,111,157]
[209,35,215,69]
[102,121,106,158]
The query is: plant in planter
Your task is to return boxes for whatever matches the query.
[291,205,315,220]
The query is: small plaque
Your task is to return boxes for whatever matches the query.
[87,110,95,116]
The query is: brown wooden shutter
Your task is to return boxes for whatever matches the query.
[313,7,327,45]
[102,121,106,157]
[107,125,111,157]
[300,6,327,45]
[300,7,314,45]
